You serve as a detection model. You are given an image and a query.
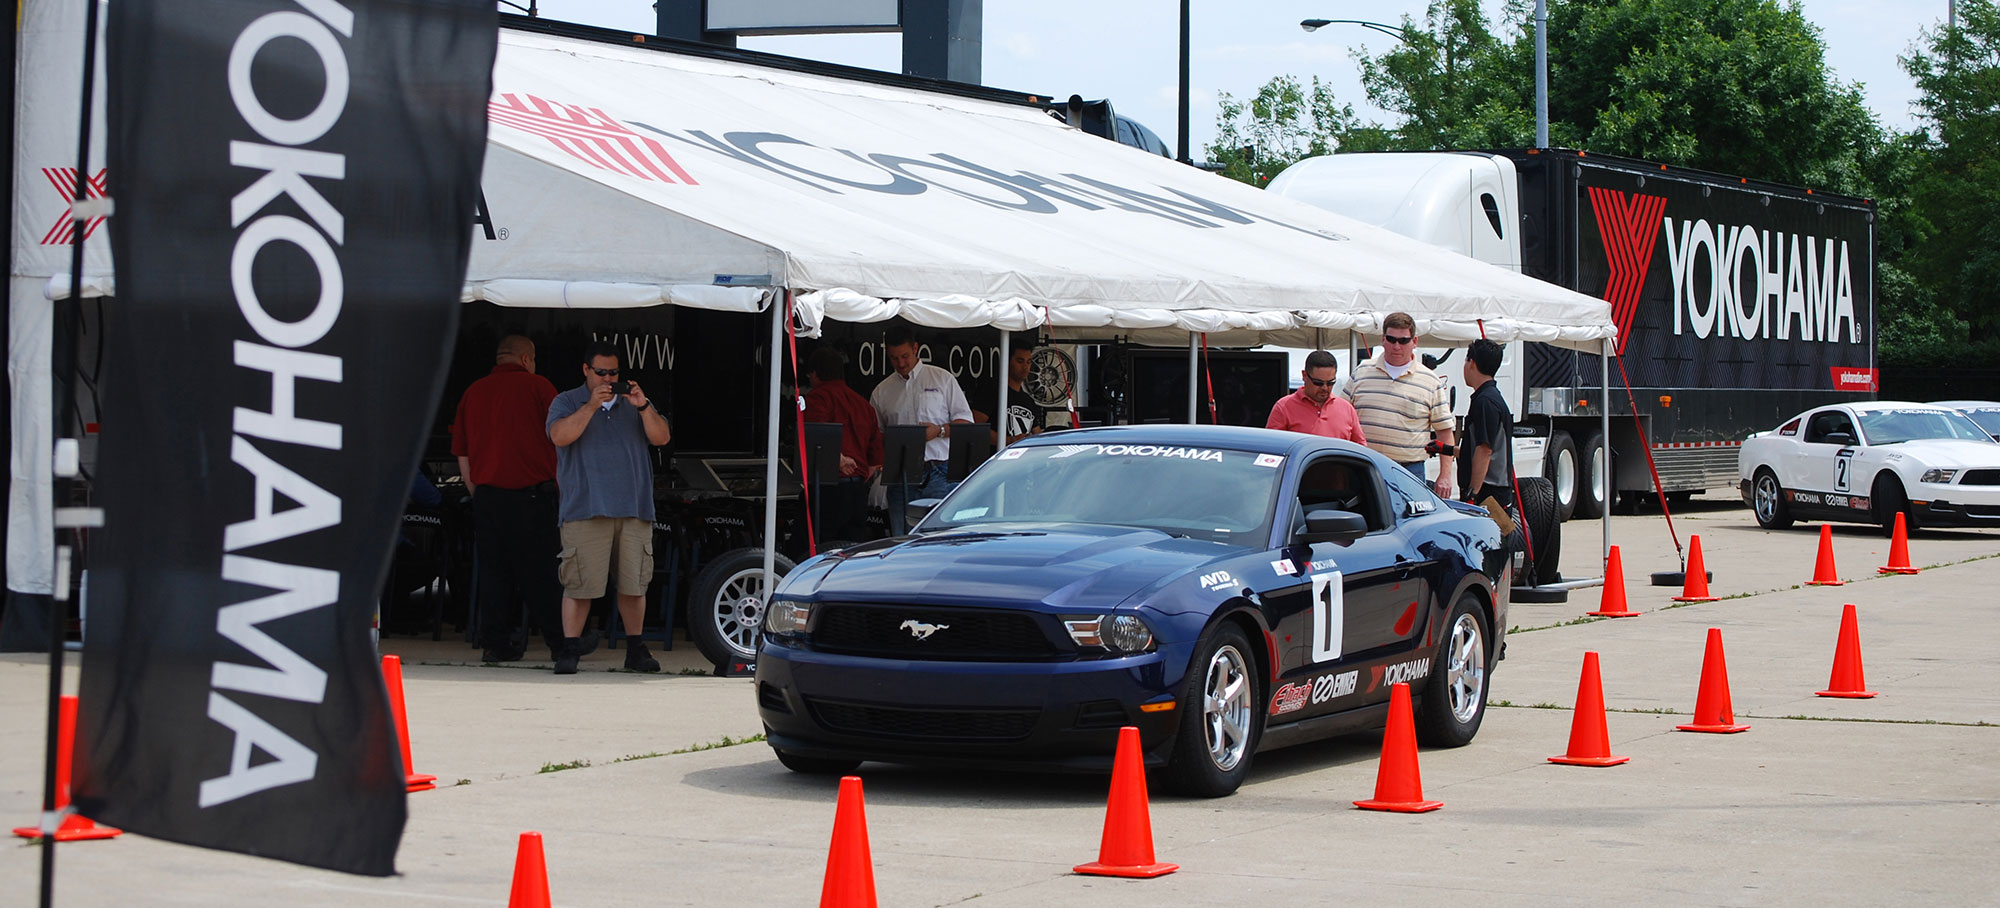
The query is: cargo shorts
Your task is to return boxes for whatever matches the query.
[557,516,654,600]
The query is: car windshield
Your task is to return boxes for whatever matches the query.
[1858,409,1993,445]
[1957,409,2000,438]
[919,442,1283,543]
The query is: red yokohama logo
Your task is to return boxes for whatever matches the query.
[1588,187,1669,356]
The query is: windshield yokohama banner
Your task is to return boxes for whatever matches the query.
[73,0,496,876]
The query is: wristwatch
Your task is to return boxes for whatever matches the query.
[635,399,652,412]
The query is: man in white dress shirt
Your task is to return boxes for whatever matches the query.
[869,325,974,533]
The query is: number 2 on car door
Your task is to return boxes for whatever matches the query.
[1835,453,1852,492]
[1310,572,1343,663]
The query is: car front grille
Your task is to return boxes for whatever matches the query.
[805,697,1039,742]
[1958,469,2000,486]
[811,603,1063,660]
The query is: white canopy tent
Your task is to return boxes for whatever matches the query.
[9,16,1617,600]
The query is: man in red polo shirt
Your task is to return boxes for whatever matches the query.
[802,346,883,540]
[451,334,573,663]
[1266,349,1367,445]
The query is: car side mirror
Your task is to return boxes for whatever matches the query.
[906,498,942,527]
[1822,432,1856,447]
[1297,508,1367,544]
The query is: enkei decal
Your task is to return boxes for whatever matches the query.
[1309,572,1344,663]
[1311,670,1357,704]
[1823,494,1850,509]
[1368,656,1432,692]
[996,447,1027,460]
[1198,570,1234,590]
[1254,453,1284,468]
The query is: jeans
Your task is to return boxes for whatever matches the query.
[886,462,954,535]
[1399,461,1427,481]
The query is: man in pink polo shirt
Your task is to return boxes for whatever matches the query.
[1266,349,1367,444]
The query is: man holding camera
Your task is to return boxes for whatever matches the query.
[546,342,673,674]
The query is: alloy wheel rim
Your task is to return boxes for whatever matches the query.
[1202,644,1253,771]
[1447,613,1486,723]
[1755,476,1779,522]
[714,569,766,657]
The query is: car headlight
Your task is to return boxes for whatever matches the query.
[764,599,811,636]
[1061,614,1157,653]
[1920,468,1959,484]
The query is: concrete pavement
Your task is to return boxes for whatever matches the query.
[4,503,1997,906]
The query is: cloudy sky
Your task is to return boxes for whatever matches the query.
[544,0,1950,161]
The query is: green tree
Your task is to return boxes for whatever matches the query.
[1207,75,1363,185]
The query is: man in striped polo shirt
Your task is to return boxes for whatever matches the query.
[1346,312,1456,498]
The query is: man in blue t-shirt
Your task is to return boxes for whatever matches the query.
[546,342,673,674]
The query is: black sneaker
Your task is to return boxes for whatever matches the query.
[624,644,660,673]
[481,645,525,664]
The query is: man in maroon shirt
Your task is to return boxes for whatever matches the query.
[801,346,883,540]
[450,335,574,663]
[1266,349,1368,445]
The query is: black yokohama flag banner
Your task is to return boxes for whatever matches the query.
[74,0,495,876]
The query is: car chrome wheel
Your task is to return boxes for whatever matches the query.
[1754,474,1781,524]
[711,570,765,656]
[1445,612,1486,724]
[1202,644,1253,772]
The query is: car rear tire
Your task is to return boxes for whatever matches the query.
[773,748,861,775]
[1164,622,1261,798]
[1517,476,1563,586]
[1574,433,1608,520]
[1415,593,1489,747]
[1546,431,1579,522]
[689,547,797,668]
[1872,475,1915,538]
[1752,469,1793,529]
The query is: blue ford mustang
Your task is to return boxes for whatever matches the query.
[755,425,1510,796]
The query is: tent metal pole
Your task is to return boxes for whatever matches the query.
[761,292,784,615]
[1601,336,1612,563]
[1187,334,1198,424]
[996,330,1009,452]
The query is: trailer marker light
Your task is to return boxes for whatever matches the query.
[1659,395,1673,408]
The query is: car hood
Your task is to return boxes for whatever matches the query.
[797,523,1241,612]
[1881,439,2000,465]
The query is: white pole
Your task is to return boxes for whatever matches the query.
[996,330,1010,452]
[1534,0,1549,148]
[1187,334,1199,424]
[1601,336,1612,563]
[761,292,785,607]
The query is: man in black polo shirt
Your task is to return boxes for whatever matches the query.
[1457,339,1514,507]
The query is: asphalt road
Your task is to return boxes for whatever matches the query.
[4,500,1996,907]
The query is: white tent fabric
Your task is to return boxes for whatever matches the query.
[9,18,1618,594]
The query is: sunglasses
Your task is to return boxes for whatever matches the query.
[591,367,621,377]
[1306,376,1338,388]
[1383,335,1415,345]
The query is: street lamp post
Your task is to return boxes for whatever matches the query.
[1179,0,1191,164]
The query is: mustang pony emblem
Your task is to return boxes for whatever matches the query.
[899,620,949,640]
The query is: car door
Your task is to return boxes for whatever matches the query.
[1256,454,1419,723]
[1792,408,1859,513]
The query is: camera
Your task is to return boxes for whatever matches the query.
[1425,439,1457,457]
[610,380,632,395]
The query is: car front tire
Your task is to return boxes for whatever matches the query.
[1415,593,1489,747]
[1872,475,1915,538]
[1753,469,1793,529]
[1164,622,1261,798]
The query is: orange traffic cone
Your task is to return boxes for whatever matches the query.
[1549,652,1629,766]
[11,695,121,841]
[1354,683,1444,812]
[506,831,552,908]
[1587,546,1639,617]
[1879,513,1921,575]
[1677,628,1751,733]
[381,655,436,792]
[1805,524,1844,585]
[1074,726,1178,877]
[1672,536,1719,603]
[821,776,879,907]
[1817,604,1877,698]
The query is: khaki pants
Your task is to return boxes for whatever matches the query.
[557,517,654,600]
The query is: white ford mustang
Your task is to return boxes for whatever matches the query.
[1738,401,2000,535]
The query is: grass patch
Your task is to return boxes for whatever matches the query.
[453,778,472,787]
[538,759,591,773]
[670,733,765,755]
[613,751,665,763]
[677,668,710,677]
[1490,698,1515,707]
[1508,614,1608,633]
[1763,714,1997,728]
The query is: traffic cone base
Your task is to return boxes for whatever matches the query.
[1074,727,1178,878]
[12,814,124,841]
[1587,545,1640,617]
[1817,603,1876,698]
[507,831,552,908]
[1816,689,1877,699]
[1673,536,1720,602]
[1880,513,1921,574]
[1353,683,1442,813]
[1675,719,1751,733]
[408,773,438,792]
[1805,524,1845,585]
[1549,652,1629,767]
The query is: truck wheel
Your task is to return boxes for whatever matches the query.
[1546,432,1579,522]
[1517,476,1563,586]
[689,547,796,667]
[1574,433,1607,520]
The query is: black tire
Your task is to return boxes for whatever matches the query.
[1574,432,1608,520]
[1415,593,1489,747]
[1752,469,1793,529]
[1546,431,1579,522]
[1517,476,1563,586]
[1872,474,1914,538]
[688,547,797,667]
[773,748,861,775]
[1164,622,1262,798]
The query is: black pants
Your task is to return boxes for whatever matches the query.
[473,484,565,651]
[815,477,870,541]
